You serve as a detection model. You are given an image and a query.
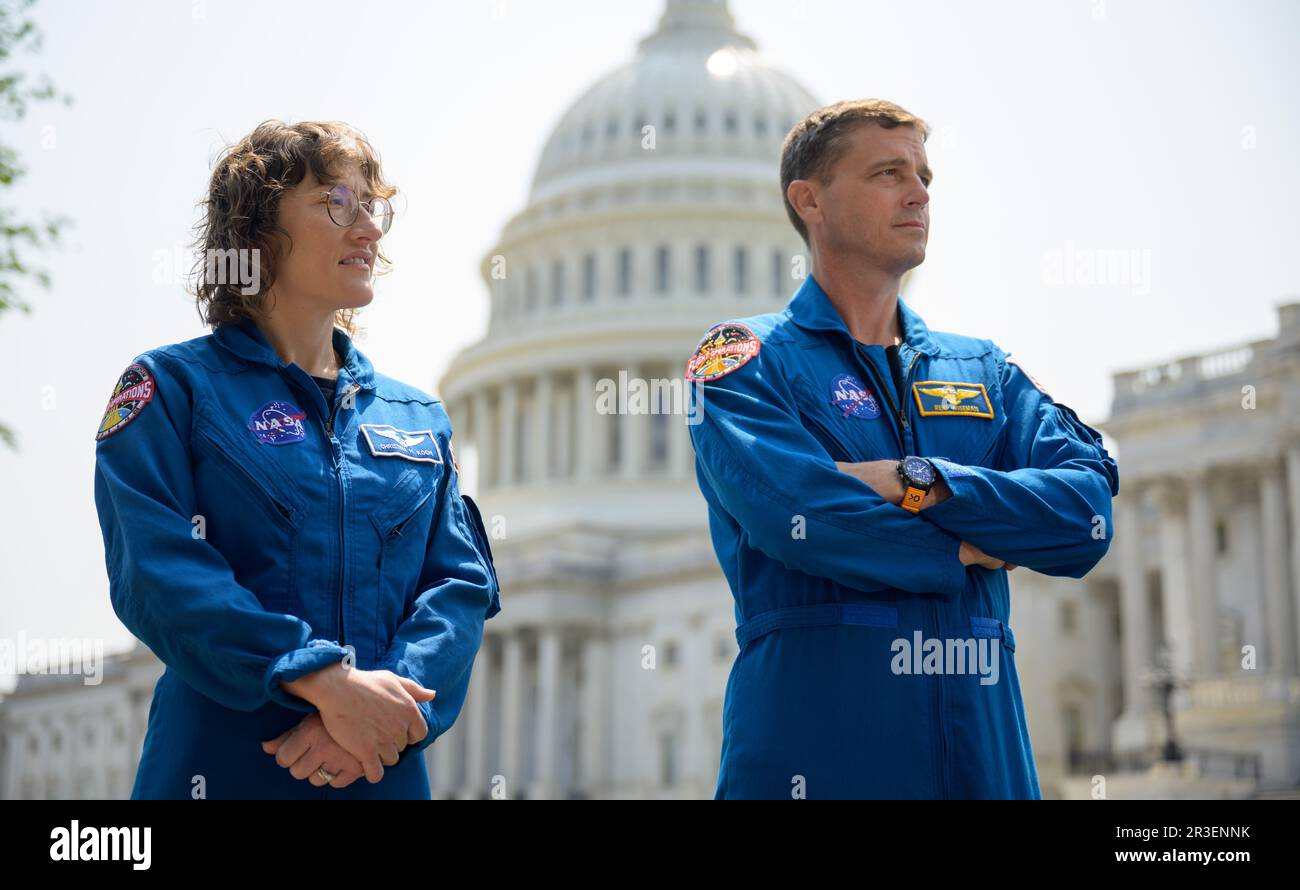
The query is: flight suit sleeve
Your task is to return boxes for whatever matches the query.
[379,425,501,763]
[919,354,1120,578]
[687,327,968,598]
[93,352,352,713]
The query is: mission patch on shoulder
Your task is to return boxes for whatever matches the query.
[684,322,761,382]
[96,363,156,441]
[1007,355,1053,399]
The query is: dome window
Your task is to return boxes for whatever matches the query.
[550,258,566,306]
[694,244,710,293]
[618,248,633,296]
[734,245,748,294]
[655,245,672,294]
[525,266,539,312]
[650,410,669,467]
[582,252,597,301]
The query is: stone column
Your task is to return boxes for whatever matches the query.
[1186,470,1220,677]
[471,389,495,491]
[682,615,708,796]
[1112,491,1155,750]
[446,398,466,440]
[499,630,523,799]
[425,716,452,798]
[2,727,27,800]
[530,373,553,484]
[1287,443,1300,676]
[672,385,697,480]
[498,381,518,487]
[621,362,648,481]
[530,626,562,799]
[575,366,598,481]
[555,378,574,478]
[1258,458,1296,674]
[580,633,608,797]
[1156,481,1197,679]
[458,637,492,799]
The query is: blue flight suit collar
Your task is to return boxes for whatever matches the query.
[784,272,938,363]
[213,317,376,392]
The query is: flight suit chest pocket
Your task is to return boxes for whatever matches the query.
[909,362,1006,467]
[191,402,308,528]
[190,402,309,612]
[793,375,892,463]
[369,467,441,657]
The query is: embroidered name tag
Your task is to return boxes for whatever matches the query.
[912,381,994,418]
[360,424,443,463]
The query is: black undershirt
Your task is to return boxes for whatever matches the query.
[883,300,907,405]
[311,375,337,410]
[883,343,905,407]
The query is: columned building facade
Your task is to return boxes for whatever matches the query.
[1012,302,1300,797]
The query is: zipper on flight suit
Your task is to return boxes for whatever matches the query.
[852,341,951,798]
[313,378,358,803]
[324,383,360,650]
[854,343,919,442]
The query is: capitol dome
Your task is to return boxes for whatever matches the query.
[529,0,818,201]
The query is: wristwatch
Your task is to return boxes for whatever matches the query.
[896,456,936,514]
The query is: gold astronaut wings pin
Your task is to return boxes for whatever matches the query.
[911,380,995,418]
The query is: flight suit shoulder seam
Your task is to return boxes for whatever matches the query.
[371,393,442,407]
[151,348,254,379]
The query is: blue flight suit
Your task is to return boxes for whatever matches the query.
[93,319,500,799]
[686,273,1119,799]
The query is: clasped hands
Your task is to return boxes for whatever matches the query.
[261,663,436,789]
[833,459,1017,572]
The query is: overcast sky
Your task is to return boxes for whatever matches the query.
[2,0,1297,690]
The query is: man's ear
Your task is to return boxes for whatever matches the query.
[787,179,821,230]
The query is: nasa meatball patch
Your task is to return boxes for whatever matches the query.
[96,363,157,441]
[829,372,881,419]
[684,323,761,381]
[248,400,308,445]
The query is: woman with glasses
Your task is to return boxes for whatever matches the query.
[93,120,500,799]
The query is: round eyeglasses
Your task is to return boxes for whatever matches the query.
[319,184,393,234]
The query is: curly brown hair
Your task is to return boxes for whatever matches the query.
[189,119,398,336]
[780,99,930,247]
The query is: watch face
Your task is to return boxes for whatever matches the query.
[903,457,934,486]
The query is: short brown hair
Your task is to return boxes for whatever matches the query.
[189,119,398,336]
[780,99,930,246]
